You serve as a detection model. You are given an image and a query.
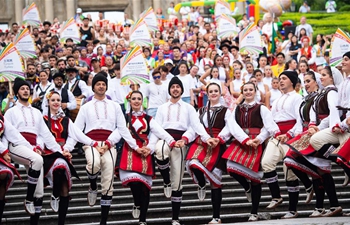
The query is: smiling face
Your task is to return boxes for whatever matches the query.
[242,83,256,102]
[342,55,350,74]
[49,93,61,113]
[170,84,182,99]
[207,83,221,103]
[304,74,318,93]
[130,92,143,112]
[320,68,334,87]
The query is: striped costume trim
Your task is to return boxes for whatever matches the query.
[100,199,112,206]
[265,175,278,184]
[27,176,38,184]
[171,196,182,203]
[35,206,42,213]
[157,161,170,170]
[287,186,300,192]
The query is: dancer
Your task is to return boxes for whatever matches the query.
[186,83,231,224]
[154,77,217,225]
[119,90,175,225]
[223,82,278,221]
[74,73,141,225]
[5,77,64,225]
[43,91,98,225]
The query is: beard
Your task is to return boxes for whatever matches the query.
[17,94,29,102]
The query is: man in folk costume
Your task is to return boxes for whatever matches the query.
[154,77,218,225]
[298,36,317,71]
[0,114,35,221]
[74,73,142,225]
[261,71,312,219]
[5,78,65,225]
[310,52,350,216]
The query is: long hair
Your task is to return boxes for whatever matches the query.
[128,91,146,144]
[46,91,61,132]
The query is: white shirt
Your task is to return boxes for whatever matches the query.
[5,102,62,152]
[64,77,89,98]
[338,76,350,130]
[177,74,196,98]
[309,85,340,130]
[106,77,129,104]
[271,91,303,136]
[295,23,314,37]
[144,82,168,109]
[269,88,282,106]
[155,99,211,142]
[74,97,138,149]
[1,119,33,154]
[33,82,52,99]
[227,101,279,144]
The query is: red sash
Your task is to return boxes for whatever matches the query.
[119,134,154,176]
[20,132,37,146]
[277,120,296,134]
[222,128,262,172]
[86,129,112,141]
[333,138,350,169]
[186,128,222,172]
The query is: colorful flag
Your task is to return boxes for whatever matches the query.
[215,0,231,20]
[330,28,350,67]
[22,2,41,26]
[0,43,25,82]
[120,45,150,85]
[14,28,37,59]
[271,23,278,54]
[216,14,239,40]
[239,23,263,56]
[140,7,158,32]
[129,19,152,48]
[59,18,81,44]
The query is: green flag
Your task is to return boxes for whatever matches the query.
[271,23,277,54]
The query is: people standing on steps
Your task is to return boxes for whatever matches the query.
[43,91,99,225]
[4,77,64,225]
[73,73,142,225]
[186,83,231,224]
[260,70,313,219]
[119,90,175,225]
[223,82,279,222]
[154,77,218,225]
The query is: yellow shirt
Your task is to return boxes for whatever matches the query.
[271,64,285,77]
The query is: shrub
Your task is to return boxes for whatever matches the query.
[339,5,350,12]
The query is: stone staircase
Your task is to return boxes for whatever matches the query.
[2,154,350,225]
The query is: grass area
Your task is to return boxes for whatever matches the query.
[279,12,350,36]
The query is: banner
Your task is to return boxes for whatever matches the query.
[330,28,350,67]
[140,7,158,32]
[239,23,263,56]
[14,28,37,59]
[0,43,25,82]
[215,0,231,20]
[216,14,238,39]
[130,19,152,48]
[59,18,81,44]
[22,2,41,26]
[121,45,150,85]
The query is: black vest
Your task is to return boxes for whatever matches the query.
[64,79,82,97]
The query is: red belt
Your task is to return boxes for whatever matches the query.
[241,128,261,135]
[86,129,112,141]
[20,132,37,146]
[277,120,296,134]
[165,129,185,141]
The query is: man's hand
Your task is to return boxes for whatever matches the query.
[3,153,11,163]
[175,140,186,148]
[308,127,318,135]
[61,103,68,110]
[141,147,151,157]
[251,138,260,149]
[333,127,343,134]
[276,134,288,144]
[95,146,105,155]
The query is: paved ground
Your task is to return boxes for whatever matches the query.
[226,217,350,225]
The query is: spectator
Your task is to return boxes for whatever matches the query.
[295,16,313,44]
[299,1,311,13]
[325,0,337,13]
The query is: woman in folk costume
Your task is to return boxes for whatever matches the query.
[298,36,317,71]
[43,91,99,225]
[285,66,344,217]
[222,82,279,222]
[118,90,175,225]
[186,83,231,224]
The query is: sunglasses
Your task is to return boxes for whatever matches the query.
[153,75,161,79]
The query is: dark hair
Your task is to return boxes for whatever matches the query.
[66,55,74,61]
[159,65,169,73]
[213,55,222,66]
[299,60,310,72]
[232,60,243,70]
[322,65,333,78]
[178,61,189,73]
[128,91,146,144]
[276,52,285,58]
[253,69,262,76]
[240,82,257,104]
[305,71,316,81]
[49,55,58,60]
[46,91,61,132]
[209,66,219,79]
[113,63,120,71]
[284,59,296,71]
[152,69,161,76]
[57,59,66,66]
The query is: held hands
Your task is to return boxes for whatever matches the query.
[206,138,219,148]
[3,152,11,163]
[96,145,109,156]
[276,134,289,144]
[136,147,151,157]
[308,126,319,136]
[246,138,260,149]
[62,149,72,160]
